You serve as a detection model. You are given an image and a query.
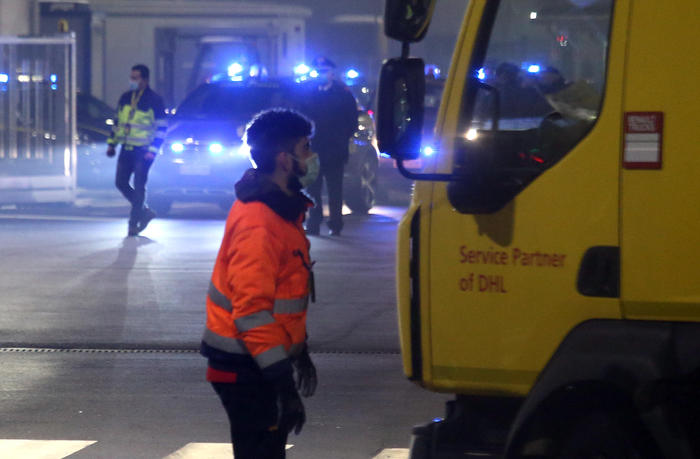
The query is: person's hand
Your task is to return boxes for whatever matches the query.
[293,344,317,397]
[144,151,156,161]
[273,373,306,435]
[106,145,116,157]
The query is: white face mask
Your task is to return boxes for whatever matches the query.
[128,80,139,91]
[298,153,320,188]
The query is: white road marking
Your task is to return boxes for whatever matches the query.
[162,442,294,458]
[373,448,410,459]
[0,439,96,459]
[0,214,119,222]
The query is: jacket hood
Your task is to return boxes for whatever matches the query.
[234,168,313,222]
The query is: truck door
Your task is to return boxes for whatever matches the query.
[421,0,628,394]
[619,3,700,322]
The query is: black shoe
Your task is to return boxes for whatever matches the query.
[305,226,320,236]
[127,223,139,237]
[138,208,156,232]
[328,229,341,237]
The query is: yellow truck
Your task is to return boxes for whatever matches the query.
[376,0,700,457]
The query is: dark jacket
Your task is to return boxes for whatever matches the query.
[298,81,358,166]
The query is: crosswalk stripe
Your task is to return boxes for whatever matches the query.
[0,214,119,222]
[0,439,96,459]
[162,442,294,458]
[373,448,410,459]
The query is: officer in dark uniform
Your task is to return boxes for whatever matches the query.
[297,57,358,236]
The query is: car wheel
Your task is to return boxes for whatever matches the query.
[148,197,172,216]
[344,151,378,215]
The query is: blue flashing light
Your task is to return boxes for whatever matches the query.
[309,70,319,78]
[294,63,310,75]
[477,67,486,80]
[171,142,184,153]
[345,68,359,79]
[425,65,441,78]
[50,74,57,83]
[527,65,541,73]
[50,84,58,90]
[421,145,436,157]
[208,142,224,155]
[0,73,9,83]
[228,62,244,77]
[249,65,260,78]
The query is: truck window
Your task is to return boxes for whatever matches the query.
[449,0,614,213]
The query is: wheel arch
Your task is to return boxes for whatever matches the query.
[504,319,700,458]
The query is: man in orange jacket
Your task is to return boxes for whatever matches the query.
[201,109,318,458]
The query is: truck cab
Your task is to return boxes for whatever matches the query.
[377,0,700,457]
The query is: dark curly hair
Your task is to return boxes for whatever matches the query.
[245,109,314,173]
[131,64,149,80]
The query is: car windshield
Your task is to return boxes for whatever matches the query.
[175,84,290,121]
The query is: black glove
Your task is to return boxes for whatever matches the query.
[273,371,306,435]
[293,344,317,397]
[106,145,116,157]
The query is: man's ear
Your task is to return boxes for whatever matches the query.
[275,150,291,171]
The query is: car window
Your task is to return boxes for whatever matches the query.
[175,84,291,121]
[79,94,114,122]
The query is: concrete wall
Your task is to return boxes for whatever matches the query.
[89,1,310,106]
[0,0,32,35]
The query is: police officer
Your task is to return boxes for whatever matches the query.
[201,109,318,459]
[106,64,167,236]
[298,57,358,236]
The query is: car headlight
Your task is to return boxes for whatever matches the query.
[421,145,436,157]
[171,142,184,153]
[208,142,224,155]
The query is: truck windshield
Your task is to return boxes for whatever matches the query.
[449,0,614,213]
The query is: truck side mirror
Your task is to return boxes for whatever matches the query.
[376,58,425,160]
[384,0,437,43]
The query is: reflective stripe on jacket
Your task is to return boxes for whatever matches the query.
[108,87,167,153]
[201,175,313,383]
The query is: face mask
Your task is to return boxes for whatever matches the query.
[129,80,139,91]
[298,153,320,188]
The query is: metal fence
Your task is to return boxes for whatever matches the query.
[0,34,76,204]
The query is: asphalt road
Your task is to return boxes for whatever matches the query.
[0,197,448,459]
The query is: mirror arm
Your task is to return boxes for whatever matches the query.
[401,42,410,59]
[396,159,462,182]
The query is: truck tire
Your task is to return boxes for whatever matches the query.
[344,151,378,215]
[555,411,654,459]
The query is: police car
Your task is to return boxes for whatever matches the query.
[148,68,379,215]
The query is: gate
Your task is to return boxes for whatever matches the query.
[0,34,76,204]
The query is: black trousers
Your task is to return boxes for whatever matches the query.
[307,161,344,232]
[115,145,153,225]
[212,382,288,459]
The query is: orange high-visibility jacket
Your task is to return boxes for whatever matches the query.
[201,170,313,383]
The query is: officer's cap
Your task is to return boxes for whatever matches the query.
[312,57,336,71]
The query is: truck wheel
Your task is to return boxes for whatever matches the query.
[344,151,378,215]
[148,197,172,216]
[556,411,655,459]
